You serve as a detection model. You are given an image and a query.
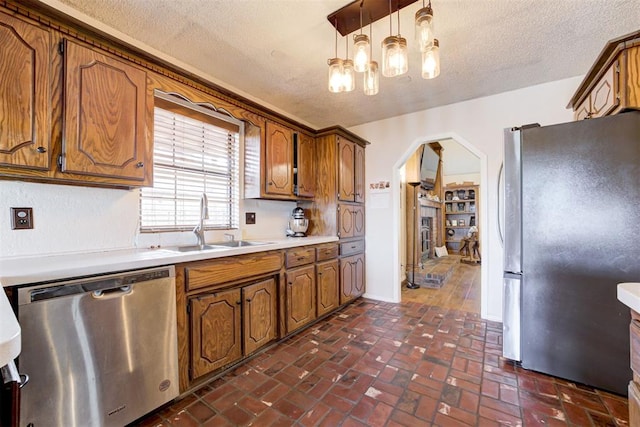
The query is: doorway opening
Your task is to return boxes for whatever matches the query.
[400,138,481,313]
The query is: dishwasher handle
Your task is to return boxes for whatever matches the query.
[92,285,132,299]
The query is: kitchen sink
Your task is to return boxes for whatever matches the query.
[209,240,271,248]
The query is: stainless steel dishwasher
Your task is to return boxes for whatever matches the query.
[17,266,179,427]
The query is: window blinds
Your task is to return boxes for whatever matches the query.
[140,103,240,232]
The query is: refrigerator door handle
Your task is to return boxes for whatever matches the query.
[497,162,504,246]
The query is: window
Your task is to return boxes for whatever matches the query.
[140,93,242,232]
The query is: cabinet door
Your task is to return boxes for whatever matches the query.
[354,143,365,203]
[317,259,339,316]
[340,253,365,304]
[352,204,365,237]
[190,289,242,379]
[265,121,293,195]
[339,256,355,305]
[338,137,355,201]
[590,61,619,118]
[296,133,315,198]
[0,12,51,169]
[352,253,365,298]
[338,203,355,238]
[285,264,316,333]
[63,39,149,182]
[243,278,277,355]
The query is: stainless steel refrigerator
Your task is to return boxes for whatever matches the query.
[502,111,640,396]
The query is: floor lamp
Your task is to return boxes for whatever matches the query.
[407,182,421,289]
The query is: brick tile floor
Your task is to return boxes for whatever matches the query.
[132,299,629,426]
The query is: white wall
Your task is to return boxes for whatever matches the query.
[0,181,295,258]
[350,76,581,321]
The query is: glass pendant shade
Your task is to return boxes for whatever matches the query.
[421,39,440,79]
[415,5,434,52]
[342,59,356,92]
[381,36,408,77]
[328,58,344,92]
[364,61,379,96]
[353,34,370,72]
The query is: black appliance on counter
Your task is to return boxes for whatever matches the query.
[502,111,640,395]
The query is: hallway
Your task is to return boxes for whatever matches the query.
[401,256,481,313]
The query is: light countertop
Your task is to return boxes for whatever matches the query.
[0,235,338,364]
[0,236,338,287]
[617,282,640,314]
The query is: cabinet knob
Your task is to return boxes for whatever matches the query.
[246,298,252,303]
[318,272,323,276]
[268,182,273,185]
[236,300,242,305]
[136,162,144,168]
[36,146,47,153]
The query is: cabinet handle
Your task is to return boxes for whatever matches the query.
[236,300,242,305]
[36,146,47,153]
[268,182,273,185]
[136,162,144,168]
[246,298,252,303]
[297,256,306,261]
[318,272,323,276]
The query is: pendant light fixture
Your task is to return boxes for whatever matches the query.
[342,37,356,92]
[381,0,408,77]
[421,38,440,79]
[415,0,435,52]
[364,23,379,95]
[353,2,370,72]
[327,0,441,94]
[327,20,344,93]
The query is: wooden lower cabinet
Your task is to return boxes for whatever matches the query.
[317,259,339,316]
[243,278,277,354]
[285,264,316,333]
[189,278,277,381]
[190,288,242,380]
[630,381,640,426]
[340,252,365,304]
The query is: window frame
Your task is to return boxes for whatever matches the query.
[139,91,244,233]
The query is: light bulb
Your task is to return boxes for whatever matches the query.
[328,58,344,92]
[353,34,370,73]
[421,39,440,79]
[364,61,379,96]
[415,5,434,52]
[342,59,355,92]
[382,36,408,77]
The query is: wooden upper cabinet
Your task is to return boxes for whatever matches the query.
[190,288,242,379]
[568,31,640,120]
[338,137,355,201]
[0,11,51,169]
[338,203,365,239]
[62,39,151,184]
[243,278,277,355]
[265,121,293,196]
[296,133,315,198]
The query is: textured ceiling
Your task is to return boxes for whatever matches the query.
[44,0,640,129]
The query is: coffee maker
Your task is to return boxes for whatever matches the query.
[287,207,309,237]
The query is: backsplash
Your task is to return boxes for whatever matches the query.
[0,181,297,258]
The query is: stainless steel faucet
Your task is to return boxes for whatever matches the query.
[193,193,209,248]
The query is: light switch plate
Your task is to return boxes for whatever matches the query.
[246,212,256,224]
[11,207,33,230]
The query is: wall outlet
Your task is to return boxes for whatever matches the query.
[245,212,256,224]
[11,207,33,230]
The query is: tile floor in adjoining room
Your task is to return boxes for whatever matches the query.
[133,298,629,426]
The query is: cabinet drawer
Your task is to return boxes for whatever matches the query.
[286,247,316,268]
[316,244,339,261]
[631,318,640,375]
[183,251,283,292]
[340,240,365,256]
